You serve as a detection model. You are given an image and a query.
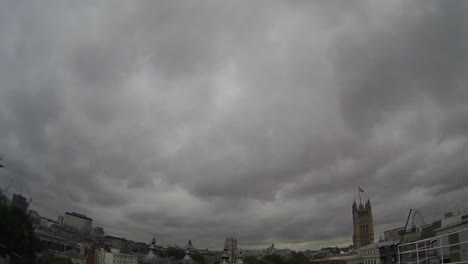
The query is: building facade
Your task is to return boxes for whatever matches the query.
[225,234,238,264]
[64,212,93,234]
[352,199,375,249]
[358,243,380,264]
[97,248,137,264]
[58,215,64,225]
[434,213,468,262]
[383,228,404,242]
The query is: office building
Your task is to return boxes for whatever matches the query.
[63,211,92,234]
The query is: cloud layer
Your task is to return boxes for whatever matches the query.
[1,0,468,250]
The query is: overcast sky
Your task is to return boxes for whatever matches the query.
[1,0,468,250]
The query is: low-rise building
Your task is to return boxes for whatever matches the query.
[310,255,362,264]
[97,248,137,264]
[383,228,404,242]
[434,213,468,262]
[357,243,380,264]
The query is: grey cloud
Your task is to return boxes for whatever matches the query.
[0,0,468,250]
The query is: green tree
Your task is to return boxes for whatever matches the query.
[263,254,284,264]
[166,246,186,260]
[287,252,309,264]
[0,203,37,263]
[192,251,206,264]
[243,256,258,264]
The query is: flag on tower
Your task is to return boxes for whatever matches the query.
[359,187,364,193]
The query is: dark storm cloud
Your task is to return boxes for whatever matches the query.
[1,0,468,250]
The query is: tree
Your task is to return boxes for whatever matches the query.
[166,246,186,260]
[243,256,258,264]
[264,254,284,264]
[192,251,206,264]
[0,203,38,263]
[287,252,309,264]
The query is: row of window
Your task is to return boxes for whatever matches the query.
[364,259,379,264]
[360,224,369,235]
[361,248,377,255]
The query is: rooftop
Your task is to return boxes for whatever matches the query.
[65,212,92,221]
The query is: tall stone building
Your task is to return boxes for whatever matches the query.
[224,234,238,264]
[352,198,375,249]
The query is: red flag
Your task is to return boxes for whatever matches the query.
[359,187,364,193]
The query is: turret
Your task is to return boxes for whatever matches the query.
[221,247,230,264]
[236,250,243,264]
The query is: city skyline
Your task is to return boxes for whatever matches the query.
[1,0,468,251]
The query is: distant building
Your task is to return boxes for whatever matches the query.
[377,241,399,264]
[58,215,64,225]
[383,227,404,242]
[434,212,468,262]
[91,227,105,240]
[11,193,29,212]
[358,242,398,264]
[352,198,374,249]
[97,248,137,264]
[275,248,291,260]
[40,217,58,228]
[264,244,275,255]
[63,212,92,234]
[102,236,127,249]
[29,210,41,225]
[310,255,362,264]
[242,249,263,258]
[225,234,237,264]
[59,249,86,264]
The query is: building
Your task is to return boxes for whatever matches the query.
[102,236,128,249]
[242,249,263,258]
[352,198,375,249]
[60,249,86,264]
[310,255,362,264]
[377,241,399,264]
[11,193,29,212]
[58,215,64,225]
[264,244,275,255]
[40,217,59,228]
[358,243,380,264]
[64,212,93,234]
[434,212,468,262]
[29,210,41,225]
[97,248,137,264]
[91,227,105,241]
[225,234,238,264]
[383,227,404,242]
[398,211,468,263]
[358,241,399,264]
[275,248,291,260]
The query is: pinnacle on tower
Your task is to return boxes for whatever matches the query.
[236,250,243,264]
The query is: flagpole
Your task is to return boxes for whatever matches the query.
[359,187,362,205]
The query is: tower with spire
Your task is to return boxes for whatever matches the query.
[352,188,374,249]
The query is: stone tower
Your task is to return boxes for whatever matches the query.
[352,198,374,249]
[224,234,237,264]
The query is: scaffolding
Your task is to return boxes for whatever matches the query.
[398,227,468,264]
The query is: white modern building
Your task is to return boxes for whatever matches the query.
[63,212,92,234]
[97,248,137,264]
